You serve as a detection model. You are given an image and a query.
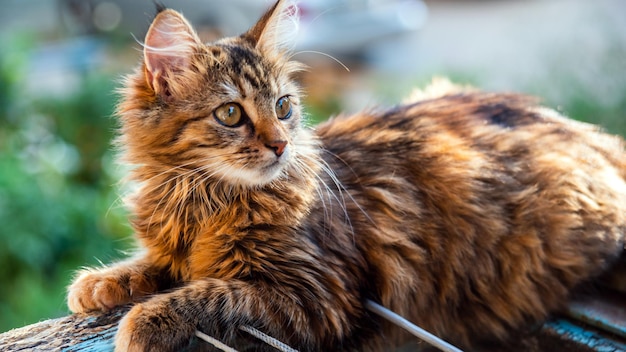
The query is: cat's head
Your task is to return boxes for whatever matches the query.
[118,0,314,188]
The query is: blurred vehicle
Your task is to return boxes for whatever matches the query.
[295,0,427,58]
[58,0,428,59]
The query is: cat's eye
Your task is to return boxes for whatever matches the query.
[214,103,244,127]
[275,96,292,120]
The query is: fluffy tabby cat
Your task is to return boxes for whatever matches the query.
[67,1,625,351]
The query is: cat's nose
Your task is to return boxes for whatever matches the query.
[265,140,287,157]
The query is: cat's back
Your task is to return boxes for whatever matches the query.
[311,82,626,346]
[317,83,625,173]
[315,82,626,203]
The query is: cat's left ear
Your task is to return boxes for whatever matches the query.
[143,8,202,101]
[243,0,299,57]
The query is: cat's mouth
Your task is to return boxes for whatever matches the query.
[258,152,290,179]
[261,147,289,168]
[259,158,285,177]
[221,157,288,188]
[262,161,280,171]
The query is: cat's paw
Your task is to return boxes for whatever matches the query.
[114,301,196,352]
[67,270,132,313]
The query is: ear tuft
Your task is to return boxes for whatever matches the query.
[143,9,201,101]
[154,1,167,14]
[244,0,300,57]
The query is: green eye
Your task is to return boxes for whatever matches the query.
[214,103,244,127]
[276,96,292,120]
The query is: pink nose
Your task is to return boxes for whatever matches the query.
[265,140,287,157]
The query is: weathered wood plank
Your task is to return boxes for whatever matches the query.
[1,295,625,352]
[0,307,128,352]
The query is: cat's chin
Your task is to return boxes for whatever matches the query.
[220,161,286,188]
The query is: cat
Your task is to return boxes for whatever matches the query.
[67,1,626,351]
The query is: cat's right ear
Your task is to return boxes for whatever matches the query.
[143,8,201,101]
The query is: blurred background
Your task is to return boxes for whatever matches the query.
[0,0,625,332]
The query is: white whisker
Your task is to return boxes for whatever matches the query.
[291,50,350,72]
[305,148,376,238]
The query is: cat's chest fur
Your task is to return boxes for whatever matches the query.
[132,153,324,281]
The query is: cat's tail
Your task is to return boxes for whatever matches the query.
[402,77,475,104]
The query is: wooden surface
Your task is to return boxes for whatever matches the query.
[1,299,625,352]
[0,306,128,352]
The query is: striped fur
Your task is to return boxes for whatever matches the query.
[67,1,625,351]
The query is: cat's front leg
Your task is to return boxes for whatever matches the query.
[114,277,352,352]
[67,256,167,313]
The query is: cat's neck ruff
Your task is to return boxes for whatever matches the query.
[126,134,321,254]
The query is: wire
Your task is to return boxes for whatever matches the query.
[365,300,464,352]
[240,325,299,352]
[195,330,239,352]
[195,326,300,352]
[195,301,462,352]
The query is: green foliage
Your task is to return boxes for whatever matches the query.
[304,96,343,126]
[562,90,626,137]
[0,43,132,332]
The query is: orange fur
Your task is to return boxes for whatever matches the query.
[67,1,625,351]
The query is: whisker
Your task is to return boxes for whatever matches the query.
[310,158,355,237]
[319,150,375,225]
[294,159,334,239]
[294,153,353,242]
[291,50,350,72]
